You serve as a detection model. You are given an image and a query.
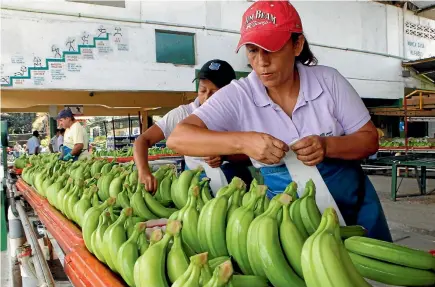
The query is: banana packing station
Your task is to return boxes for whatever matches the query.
[1,1,435,287]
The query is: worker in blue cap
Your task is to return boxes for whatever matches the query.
[57,108,90,161]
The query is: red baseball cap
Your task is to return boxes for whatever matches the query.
[236,0,303,53]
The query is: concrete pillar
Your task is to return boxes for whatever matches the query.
[48,105,58,138]
[141,111,149,131]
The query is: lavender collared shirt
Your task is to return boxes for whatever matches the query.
[192,63,371,168]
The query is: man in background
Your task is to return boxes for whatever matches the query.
[49,129,61,153]
[57,128,65,153]
[26,131,40,155]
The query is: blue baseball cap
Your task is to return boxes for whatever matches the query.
[57,109,73,119]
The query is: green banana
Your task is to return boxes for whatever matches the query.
[137,231,149,255]
[226,185,266,275]
[349,252,435,286]
[280,198,305,278]
[171,174,181,209]
[197,178,242,258]
[124,216,145,238]
[228,275,269,287]
[200,178,212,203]
[227,189,242,222]
[179,185,202,253]
[74,185,97,227]
[167,230,189,283]
[172,253,208,287]
[133,220,181,287]
[175,169,197,208]
[299,180,321,235]
[143,190,177,218]
[301,208,368,287]
[208,256,230,271]
[82,197,115,254]
[255,194,305,287]
[130,184,157,220]
[158,170,174,206]
[117,222,147,287]
[103,207,132,273]
[340,225,367,239]
[203,260,233,287]
[91,210,113,264]
[117,184,131,209]
[345,236,435,271]
[246,194,278,277]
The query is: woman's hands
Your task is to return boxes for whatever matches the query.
[204,156,223,168]
[241,132,289,165]
[242,132,326,166]
[291,135,327,166]
[138,170,158,193]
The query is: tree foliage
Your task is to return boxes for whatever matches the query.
[3,113,37,134]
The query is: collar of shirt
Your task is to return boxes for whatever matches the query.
[248,62,323,111]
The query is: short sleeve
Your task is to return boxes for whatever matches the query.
[72,124,84,144]
[193,84,240,131]
[331,70,371,135]
[155,106,189,139]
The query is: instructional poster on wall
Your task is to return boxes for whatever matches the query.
[1,24,130,88]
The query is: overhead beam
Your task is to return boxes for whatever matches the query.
[1,89,197,109]
[2,105,177,117]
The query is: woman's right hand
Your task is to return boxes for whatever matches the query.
[242,132,289,164]
[139,171,158,193]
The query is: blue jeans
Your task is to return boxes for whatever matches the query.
[260,158,392,242]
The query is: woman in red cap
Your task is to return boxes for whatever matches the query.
[168,0,391,241]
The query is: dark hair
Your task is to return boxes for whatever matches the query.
[291,33,317,66]
[33,131,39,137]
[59,128,65,134]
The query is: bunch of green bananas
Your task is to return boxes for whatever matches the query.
[345,236,435,286]
[149,146,178,156]
[301,208,370,287]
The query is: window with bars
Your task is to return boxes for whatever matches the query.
[155,30,196,65]
[405,22,435,40]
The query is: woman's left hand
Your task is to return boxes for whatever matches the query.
[291,135,327,166]
[204,156,223,168]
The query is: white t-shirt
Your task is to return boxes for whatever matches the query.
[155,98,203,169]
[27,136,40,155]
[57,135,64,150]
[64,122,88,150]
[50,136,59,152]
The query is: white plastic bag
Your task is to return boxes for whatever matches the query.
[184,157,228,196]
[283,142,346,226]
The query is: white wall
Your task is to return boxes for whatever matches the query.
[1,0,434,99]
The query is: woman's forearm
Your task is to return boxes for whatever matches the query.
[133,125,165,175]
[325,131,378,160]
[133,135,152,175]
[167,123,245,157]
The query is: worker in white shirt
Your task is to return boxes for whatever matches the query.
[57,128,65,153]
[49,129,61,153]
[26,131,41,155]
[57,109,90,161]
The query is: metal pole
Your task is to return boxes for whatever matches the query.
[128,113,132,144]
[404,94,408,155]
[138,111,143,134]
[15,201,56,287]
[112,118,116,150]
